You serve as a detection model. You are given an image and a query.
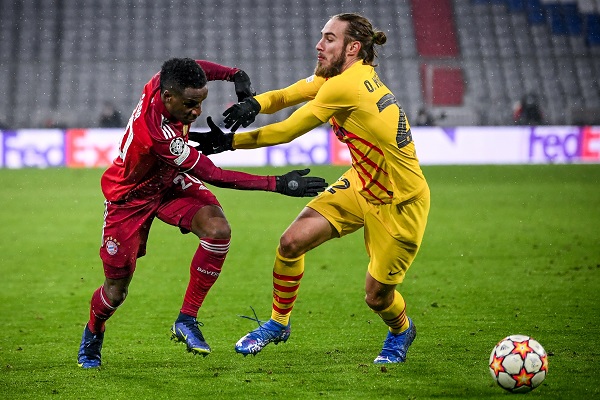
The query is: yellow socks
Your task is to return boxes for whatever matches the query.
[270,249,304,326]
[376,290,410,334]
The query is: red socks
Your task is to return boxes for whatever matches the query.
[88,286,118,334]
[86,238,230,333]
[180,238,230,318]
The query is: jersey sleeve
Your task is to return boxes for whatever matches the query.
[255,75,326,114]
[196,60,239,81]
[187,154,276,191]
[140,112,275,191]
[232,104,323,149]
[309,76,356,122]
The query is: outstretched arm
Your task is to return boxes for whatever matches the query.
[188,155,327,197]
[233,104,324,149]
[191,105,323,154]
[222,75,326,131]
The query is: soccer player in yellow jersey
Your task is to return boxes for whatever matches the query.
[193,13,430,363]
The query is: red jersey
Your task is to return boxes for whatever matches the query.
[101,60,276,202]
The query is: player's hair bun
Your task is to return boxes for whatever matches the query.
[373,31,387,46]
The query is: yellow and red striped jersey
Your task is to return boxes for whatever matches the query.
[235,61,426,205]
[310,62,425,205]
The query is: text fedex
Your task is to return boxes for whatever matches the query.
[529,126,600,163]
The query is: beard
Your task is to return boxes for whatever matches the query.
[314,50,346,78]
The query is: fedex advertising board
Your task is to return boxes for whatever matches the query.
[65,129,122,167]
[529,126,600,163]
[410,126,531,165]
[0,126,599,168]
[409,126,600,165]
[265,127,330,166]
[2,129,65,168]
[206,147,268,167]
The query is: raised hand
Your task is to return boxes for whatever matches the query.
[222,97,261,132]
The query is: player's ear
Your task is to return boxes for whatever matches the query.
[162,89,174,104]
[347,41,361,57]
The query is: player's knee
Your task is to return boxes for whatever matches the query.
[278,232,305,259]
[364,292,388,312]
[206,220,231,239]
[193,218,231,239]
[105,285,128,307]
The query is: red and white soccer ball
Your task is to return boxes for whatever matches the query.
[489,334,548,393]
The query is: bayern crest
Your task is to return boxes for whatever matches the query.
[104,236,120,256]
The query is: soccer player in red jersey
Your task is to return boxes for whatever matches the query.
[77,58,327,368]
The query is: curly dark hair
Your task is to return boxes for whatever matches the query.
[333,13,387,66]
[159,58,207,94]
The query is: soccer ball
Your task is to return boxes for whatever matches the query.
[489,334,548,393]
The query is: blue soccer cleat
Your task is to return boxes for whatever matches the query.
[373,318,417,363]
[170,315,211,356]
[235,318,291,356]
[77,325,104,368]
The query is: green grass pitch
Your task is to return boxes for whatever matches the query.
[0,164,599,399]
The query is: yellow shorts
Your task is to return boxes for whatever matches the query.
[307,169,430,285]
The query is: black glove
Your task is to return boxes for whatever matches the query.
[222,97,261,132]
[275,169,328,197]
[232,70,256,102]
[188,117,234,155]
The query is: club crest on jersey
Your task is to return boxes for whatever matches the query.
[169,137,186,156]
[104,236,120,255]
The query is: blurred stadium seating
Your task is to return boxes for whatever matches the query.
[0,0,599,129]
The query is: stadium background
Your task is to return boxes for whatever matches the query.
[1,2,599,398]
[2,0,600,128]
[0,0,599,167]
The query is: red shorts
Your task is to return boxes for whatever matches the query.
[100,173,221,279]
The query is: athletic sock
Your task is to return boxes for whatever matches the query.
[270,249,304,326]
[376,290,410,334]
[88,285,119,334]
[180,238,230,318]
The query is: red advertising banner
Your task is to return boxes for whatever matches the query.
[581,126,600,162]
[65,129,122,168]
